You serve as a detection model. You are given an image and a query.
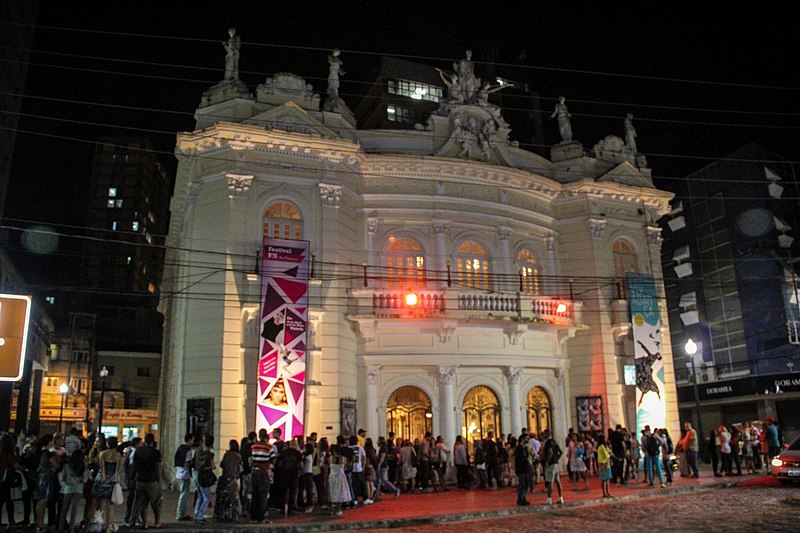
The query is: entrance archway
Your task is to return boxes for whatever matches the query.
[461,385,501,451]
[386,386,432,442]
[526,386,552,438]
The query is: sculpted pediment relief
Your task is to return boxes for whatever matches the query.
[245,102,339,138]
[597,161,654,189]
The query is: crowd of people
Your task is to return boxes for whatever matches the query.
[0,415,787,530]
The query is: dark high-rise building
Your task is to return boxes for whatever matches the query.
[662,143,800,440]
[82,138,171,350]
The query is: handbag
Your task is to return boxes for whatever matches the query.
[198,468,218,488]
[111,482,124,505]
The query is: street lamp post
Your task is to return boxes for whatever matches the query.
[58,382,69,433]
[684,339,705,446]
[97,366,109,435]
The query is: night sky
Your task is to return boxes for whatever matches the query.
[4,3,799,287]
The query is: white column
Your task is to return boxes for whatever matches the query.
[498,226,513,292]
[438,366,457,446]
[507,366,523,436]
[545,235,557,295]
[367,217,378,270]
[433,220,450,288]
[366,365,381,439]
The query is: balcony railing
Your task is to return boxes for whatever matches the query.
[350,288,580,325]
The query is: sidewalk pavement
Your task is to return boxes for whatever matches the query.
[13,466,768,532]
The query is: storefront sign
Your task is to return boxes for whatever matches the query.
[678,371,800,403]
[257,238,309,439]
[627,273,667,436]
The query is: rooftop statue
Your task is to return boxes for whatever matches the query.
[476,81,508,106]
[454,50,480,102]
[624,113,637,153]
[436,68,463,104]
[550,96,573,143]
[327,49,345,99]
[223,28,241,81]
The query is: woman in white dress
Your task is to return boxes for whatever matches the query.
[327,445,351,516]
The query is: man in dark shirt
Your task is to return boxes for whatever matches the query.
[609,425,626,485]
[483,431,502,488]
[134,433,163,529]
[279,439,303,514]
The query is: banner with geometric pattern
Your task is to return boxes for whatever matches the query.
[257,238,309,439]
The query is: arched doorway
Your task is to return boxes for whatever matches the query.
[526,386,552,438]
[461,385,501,451]
[386,386,432,442]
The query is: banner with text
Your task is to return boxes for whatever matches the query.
[627,273,666,436]
[257,238,309,439]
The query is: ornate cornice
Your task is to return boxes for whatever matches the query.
[226,173,253,198]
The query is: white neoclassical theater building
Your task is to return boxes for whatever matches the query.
[159,47,680,457]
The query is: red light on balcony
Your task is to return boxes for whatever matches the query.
[556,302,567,313]
[405,292,419,306]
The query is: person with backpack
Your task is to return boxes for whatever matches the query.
[541,429,563,505]
[641,426,665,488]
[173,433,195,521]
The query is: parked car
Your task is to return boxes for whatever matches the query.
[771,435,800,484]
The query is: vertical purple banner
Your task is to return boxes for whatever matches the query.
[257,238,309,439]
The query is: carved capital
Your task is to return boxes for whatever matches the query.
[438,366,456,386]
[226,173,253,199]
[319,183,343,208]
[433,219,450,235]
[646,226,663,247]
[356,319,378,343]
[367,217,378,234]
[589,218,607,239]
[367,365,382,386]
[553,367,564,383]
[507,366,523,385]
[545,236,555,252]
[498,226,513,240]
[186,181,200,207]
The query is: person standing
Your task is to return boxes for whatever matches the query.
[596,435,612,498]
[133,433,163,529]
[279,440,303,515]
[349,436,369,504]
[682,422,700,478]
[249,429,274,524]
[215,440,243,522]
[718,426,733,476]
[94,436,124,533]
[374,436,401,500]
[609,425,626,485]
[541,430,563,505]
[483,432,501,489]
[174,433,194,521]
[764,417,782,467]
[58,448,85,532]
[453,436,469,489]
[193,434,216,525]
[642,427,665,488]
[513,435,530,506]
[658,428,674,484]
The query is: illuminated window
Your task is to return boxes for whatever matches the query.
[462,385,501,453]
[263,201,303,240]
[132,221,139,232]
[387,79,442,102]
[456,240,490,290]
[112,221,118,231]
[384,237,426,287]
[107,199,115,208]
[526,386,552,437]
[108,188,117,197]
[517,248,540,295]
[116,199,123,208]
[386,386,433,443]
[386,104,425,124]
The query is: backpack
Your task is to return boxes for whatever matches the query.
[646,434,660,456]
[174,444,190,468]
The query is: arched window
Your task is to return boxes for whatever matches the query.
[462,385,501,453]
[517,248,540,295]
[263,201,303,240]
[386,386,433,442]
[385,237,425,287]
[526,386,552,438]
[456,241,490,290]
[612,239,638,298]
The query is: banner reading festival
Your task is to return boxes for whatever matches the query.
[627,273,666,436]
[257,238,309,439]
